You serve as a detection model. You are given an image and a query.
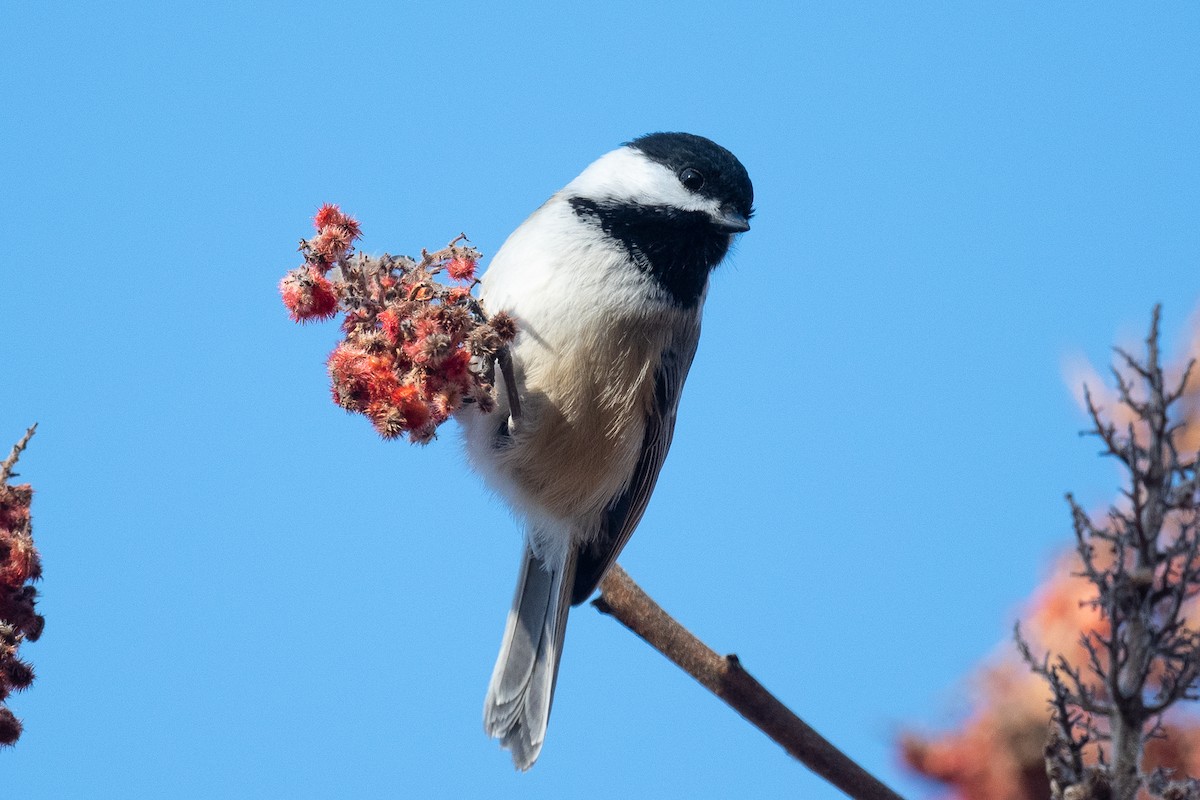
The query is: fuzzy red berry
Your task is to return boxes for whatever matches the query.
[280,267,339,322]
[446,256,477,282]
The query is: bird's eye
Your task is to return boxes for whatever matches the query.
[679,168,705,192]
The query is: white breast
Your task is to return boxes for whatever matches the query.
[459,194,694,539]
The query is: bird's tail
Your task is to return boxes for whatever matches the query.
[483,538,576,770]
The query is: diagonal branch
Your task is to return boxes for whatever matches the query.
[594,564,906,800]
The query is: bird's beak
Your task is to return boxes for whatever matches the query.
[710,208,751,234]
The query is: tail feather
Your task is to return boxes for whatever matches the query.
[484,542,575,770]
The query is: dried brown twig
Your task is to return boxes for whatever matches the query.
[1017,305,1200,800]
[595,565,906,800]
[0,425,36,485]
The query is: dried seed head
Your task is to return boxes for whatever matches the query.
[0,706,21,746]
[283,215,517,443]
[446,256,477,282]
[489,312,518,343]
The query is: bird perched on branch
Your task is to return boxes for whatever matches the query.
[460,132,753,769]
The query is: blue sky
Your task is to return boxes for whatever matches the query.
[4,3,1200,798]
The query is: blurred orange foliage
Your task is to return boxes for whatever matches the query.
[901,309,1200,799]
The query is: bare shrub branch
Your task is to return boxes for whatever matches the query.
[1018,306,1200,799]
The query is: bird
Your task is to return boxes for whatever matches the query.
[459,131,753,770]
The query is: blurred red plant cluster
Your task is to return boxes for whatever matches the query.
[900,314,1200,799]
[902,556,1200,798]
[280,205,515,443]
[900,559,1106,799]
[0,426,42,746]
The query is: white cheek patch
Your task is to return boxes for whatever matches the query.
[565,147,719,215]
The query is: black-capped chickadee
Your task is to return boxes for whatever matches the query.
[460,132,753,770]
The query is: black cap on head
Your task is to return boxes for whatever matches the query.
[628,132,754,220]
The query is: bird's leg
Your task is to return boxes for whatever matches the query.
[497,346,522,432]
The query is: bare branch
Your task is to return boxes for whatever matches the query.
[1021,306,1200,799]
[0,425,36,485]
[595,565,906,800]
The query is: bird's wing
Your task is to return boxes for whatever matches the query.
[570,332,700,605]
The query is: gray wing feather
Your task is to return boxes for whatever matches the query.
[570,334,699,605]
